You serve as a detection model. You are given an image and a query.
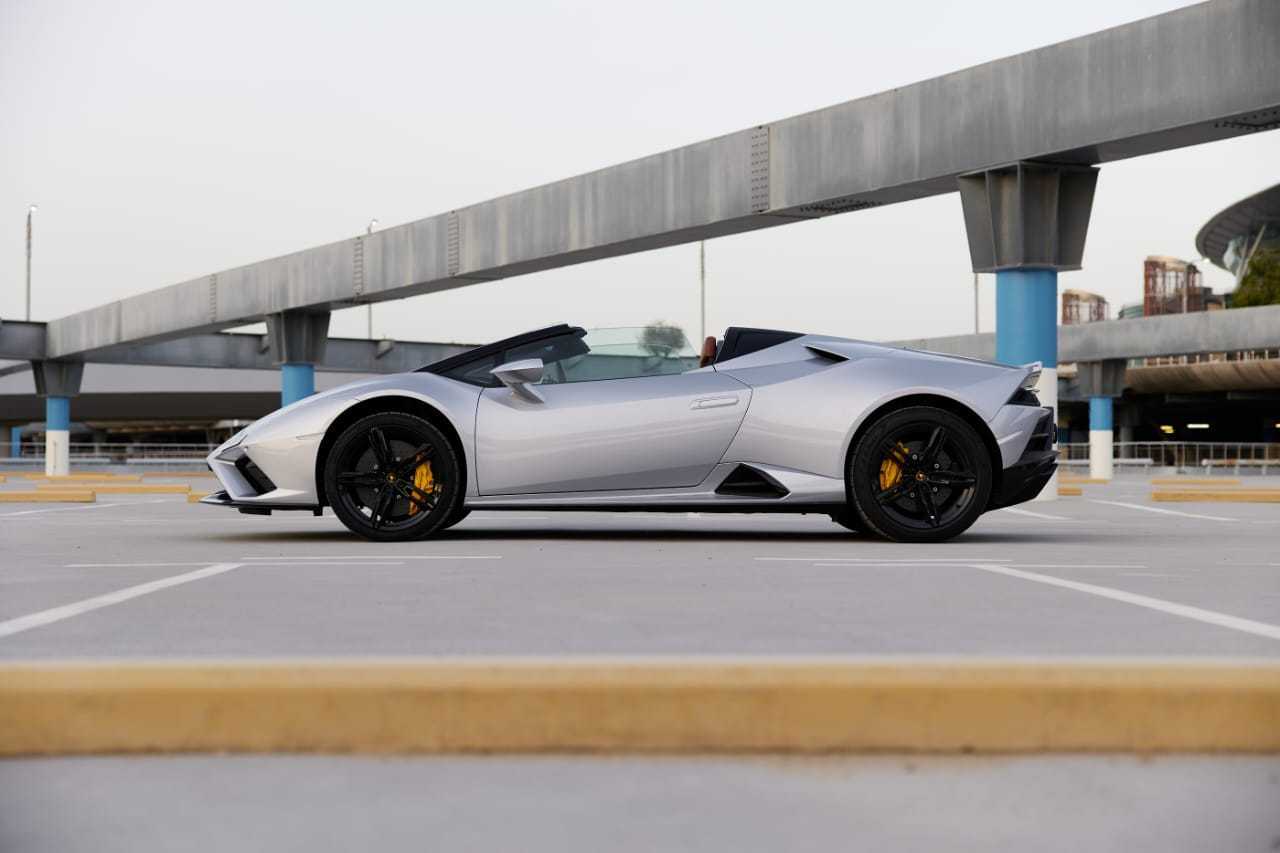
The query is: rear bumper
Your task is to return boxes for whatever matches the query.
[989,410,1058,509]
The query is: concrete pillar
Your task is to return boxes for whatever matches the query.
[9,425,21,460]
[1077,359,1126,481]
[267,310,329,408]
[31,360,84,476]
[45,397,71,476]
[958,161,1099,502]
[281,363,316,407]
[1089,397,1114,481]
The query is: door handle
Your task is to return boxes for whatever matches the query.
[691,395,740,410]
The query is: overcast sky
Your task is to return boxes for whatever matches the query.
[2,0,1275,348]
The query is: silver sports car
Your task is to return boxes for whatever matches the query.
[203,324,1056,542]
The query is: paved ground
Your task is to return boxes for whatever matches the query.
[1,473,1277,658]
[3,754,1278,853]
[2,470,1277,850]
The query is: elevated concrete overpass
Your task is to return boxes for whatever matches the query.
[14,0,1280,475]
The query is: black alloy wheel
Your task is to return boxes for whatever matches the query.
[847,406,991,543]
[323,412,462,541]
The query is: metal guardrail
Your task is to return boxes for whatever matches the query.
[5,442,218,463]
[1060,441,1280,473]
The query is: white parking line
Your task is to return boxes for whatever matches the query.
[0,563,243,639]
[0,499,171,519]
[757,557,1012,564]
[968,562,1280,641]
[995,507,1071,521]
[66,561,219,568]
[239,555,501,561]
[1089,500,1238,522]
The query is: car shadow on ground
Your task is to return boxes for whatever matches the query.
[196,526,1110,546]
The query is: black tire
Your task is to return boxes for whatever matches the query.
[846,406,991,543]
[440,507,471,531]
[323,412,462,542]
[828,507,867,535]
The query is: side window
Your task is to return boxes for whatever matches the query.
[555,326,698,384]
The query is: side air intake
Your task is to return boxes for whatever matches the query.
[714,465,789,499]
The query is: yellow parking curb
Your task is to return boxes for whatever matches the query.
[1150,477,1241,486]
[187,493,210,503]
[142,470,215,478]
[0,490,96,503]
[22,473,142,481]
[1057,485,1083,496]
[1152,490,1280,503]
[1059,477,1108,485]
[2,658,1277,756]
[36,483,190,495]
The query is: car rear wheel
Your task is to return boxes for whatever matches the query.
[323,412,462,542]
[846,406,991,543]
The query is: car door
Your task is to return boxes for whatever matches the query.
[476,370,751,495]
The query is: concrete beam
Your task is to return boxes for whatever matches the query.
[894,304,1280,363]
[0,321,47,361]
[43,0,1280,358]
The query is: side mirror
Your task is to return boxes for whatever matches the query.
[491,358,545,402]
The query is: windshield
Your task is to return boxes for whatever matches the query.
[432,323,699,387]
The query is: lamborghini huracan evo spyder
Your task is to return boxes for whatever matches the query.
[202,324,1056,543]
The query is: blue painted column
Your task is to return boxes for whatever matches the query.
[45,395,71,476]
[1089,395,1114,480]
[995,269,1057,368]
[996,268,1059,499]
[281,362,316,407]
[9,425,22,459]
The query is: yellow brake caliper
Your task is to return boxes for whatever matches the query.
[879,442,910,491]
[406,461,435,516]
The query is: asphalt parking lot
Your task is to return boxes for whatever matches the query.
[1,473,1278,658]
[2,471,1278,851]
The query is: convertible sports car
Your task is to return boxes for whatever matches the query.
[203,324,1056,543]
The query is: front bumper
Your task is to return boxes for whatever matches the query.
[199,489,322,516]
[989,411,1057,509]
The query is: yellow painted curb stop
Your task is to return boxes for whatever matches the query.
[1057,485,1082,496]
[1,658,1277,757]
[1059,477,1108,485]
[0,490,96,503]
[23,473,142,482]
[1152,489,1280,503]
[187,493,210,503]
[36,483,190,495]
[1150,477,1241,486]
[142,470,215,478]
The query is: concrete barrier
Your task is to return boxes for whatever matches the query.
[35,483,190,495]
[1152,490,1280,503]
[0,490,96,503]
[2,658,1276,756]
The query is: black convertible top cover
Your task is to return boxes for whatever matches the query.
[418,324,586,374]
[714,327,803,364]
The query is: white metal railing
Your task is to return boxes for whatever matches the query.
[1059,441,1280,473]
[4,441,218,463]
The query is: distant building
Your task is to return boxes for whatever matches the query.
[1142,256,1213,316]
[1061,289,1108,325]
[1117,302,1144,320]
[1196,182,1280,280]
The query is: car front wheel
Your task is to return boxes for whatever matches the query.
[846,406,991,543]
[323,412,462,542]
